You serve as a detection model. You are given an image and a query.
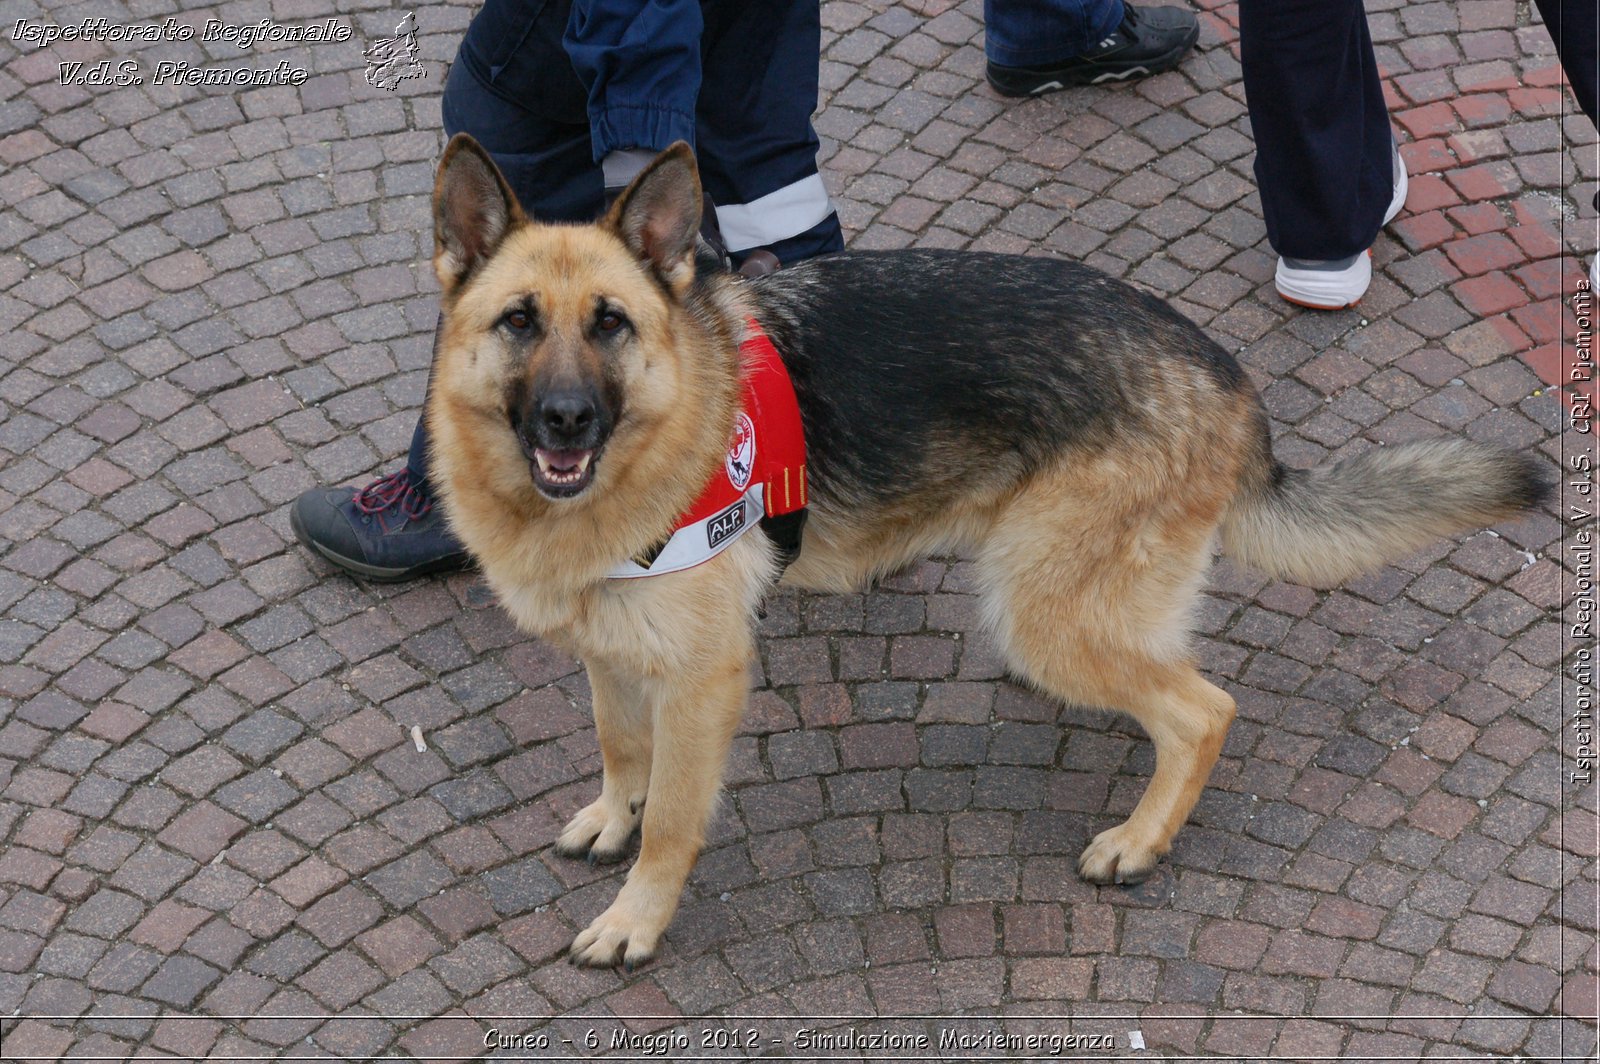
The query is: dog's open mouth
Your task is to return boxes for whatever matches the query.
[532,448,598,498]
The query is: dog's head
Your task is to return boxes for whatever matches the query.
[427,134,713,504]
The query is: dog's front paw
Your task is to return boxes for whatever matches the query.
[554,796,643,865]
[568,893,669,970]
[1077,823,1163,885]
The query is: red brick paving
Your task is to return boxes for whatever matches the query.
[0,0,1594,1060]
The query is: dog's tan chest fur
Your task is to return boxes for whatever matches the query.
[490,532,777,677]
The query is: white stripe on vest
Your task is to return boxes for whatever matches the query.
[607,485,766,579]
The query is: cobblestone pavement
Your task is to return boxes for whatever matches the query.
[0,0,1595,1059]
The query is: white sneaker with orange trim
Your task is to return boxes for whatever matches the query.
[1275,142,1409,311]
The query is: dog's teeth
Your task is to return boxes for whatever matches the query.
[532,448,594,491]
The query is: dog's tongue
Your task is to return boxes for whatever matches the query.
[536,449,591,474]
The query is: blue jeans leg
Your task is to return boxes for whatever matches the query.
[985,0,1125,67]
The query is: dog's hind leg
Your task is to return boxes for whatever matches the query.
[979,457,1237,886]
[1071,666,1235,884]
[554,659,651,864]
[567,655,748,968]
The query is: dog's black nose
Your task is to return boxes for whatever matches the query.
[538,391,596,441]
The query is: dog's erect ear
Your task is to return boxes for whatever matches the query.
[604,142,702,293]
[433,133,526,296]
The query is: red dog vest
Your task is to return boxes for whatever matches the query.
[608,320,807,578]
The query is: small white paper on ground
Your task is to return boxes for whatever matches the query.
[1128,1030,1146,1051]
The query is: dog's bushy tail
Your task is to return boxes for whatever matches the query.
[1220,438,1551,586]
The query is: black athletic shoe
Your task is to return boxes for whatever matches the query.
[289,469,472,582]
[986,3,1200,96]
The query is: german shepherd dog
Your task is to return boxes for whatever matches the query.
[424,135,1549,968]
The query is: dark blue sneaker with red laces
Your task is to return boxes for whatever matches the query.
[289,469,472,582]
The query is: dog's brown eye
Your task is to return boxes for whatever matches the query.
[504,309,532,332]
[598,310,626,334]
